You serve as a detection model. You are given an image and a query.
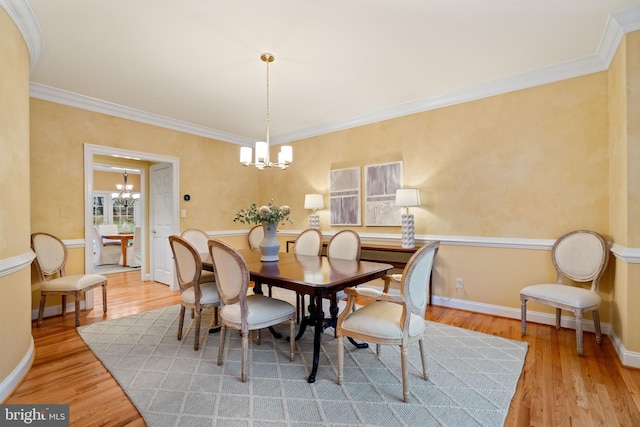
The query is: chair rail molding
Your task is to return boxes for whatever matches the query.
[0,251,35,278]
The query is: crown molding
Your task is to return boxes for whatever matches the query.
[0,0,42,73]
[17,6,640,146]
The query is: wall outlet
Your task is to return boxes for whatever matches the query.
[455,278,464,292]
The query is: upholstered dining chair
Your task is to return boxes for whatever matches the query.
[520,230,610,356]
[96,224,120,246]
[293,228,323,321]
[123,226,142,267]
[208,239,296,382]
[180,228,216,284]
[247,224,264,250]
[324,230,362,328]
[336,240,440,402]
[92,226,122,266]
[169,235,220,351]
[31,232,108,327]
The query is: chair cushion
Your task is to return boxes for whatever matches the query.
[41,274,107,292]
[220,294,294,327]
[341,301,425,339]
[520,284,601,308]
[181,283,219,305]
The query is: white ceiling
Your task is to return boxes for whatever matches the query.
[23,1,640,146]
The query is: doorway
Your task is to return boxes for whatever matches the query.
[83,144,180,289]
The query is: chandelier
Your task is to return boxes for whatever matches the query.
[111,170,140,207]
[240,53,293,170]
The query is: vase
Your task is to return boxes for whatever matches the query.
[259,222,280,262]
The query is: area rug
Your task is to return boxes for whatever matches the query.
[78,302,527,427]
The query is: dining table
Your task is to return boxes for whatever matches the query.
[202,249,392,383]
[101,233,134,266]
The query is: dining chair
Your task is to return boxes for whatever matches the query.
[247,224,264,250]
[96,224,120,246]
[208,239,296,382]
[92,226,122,266]
[169,235,220,351]
[520,230,610,356]
[324,230,361,328]
[293,228,323,321]
[180,228,216,284]
[123,226,142,267]
[31,232,108,327]
[336,240,440,402]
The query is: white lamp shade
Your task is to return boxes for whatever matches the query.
[304,194,325,210]
[395,188,421,207]
[279,145,293,163]
[240,146,252,164]
[255,141,268,163]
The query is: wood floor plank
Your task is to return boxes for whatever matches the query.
[5,271,640,427]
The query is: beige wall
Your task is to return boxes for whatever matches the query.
[609,30,640,352]
[0,8,34,394]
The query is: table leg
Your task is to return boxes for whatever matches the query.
[308,294,324,383]
[120,239,128,267]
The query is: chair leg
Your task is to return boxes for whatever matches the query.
[177,306,186,340]
[37,295,47,328]
[74,293,81,327]
[520,298,527,335]
[289,318,295,361]
[193,310,201,351]
[102,284,107,313]
[337,333,343,385]
[241,331,249,382]
[555,308,562,330]
[61,295,67,316]
[217,325,227,366]
[575,309,584,356]
[593,310,602,345]
[418,338,429,380]
[400,345,409,403]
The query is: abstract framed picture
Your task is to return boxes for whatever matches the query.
[364,161,403,226]
[329,167,361,226]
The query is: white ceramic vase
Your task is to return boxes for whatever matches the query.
[259,222,280,262]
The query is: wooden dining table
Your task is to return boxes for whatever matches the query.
[101,233,134,266]
[202,249,392,383]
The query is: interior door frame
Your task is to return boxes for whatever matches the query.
[83,144,180,284]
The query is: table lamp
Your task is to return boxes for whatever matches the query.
[395,188,420,248]
[304,194,324,229]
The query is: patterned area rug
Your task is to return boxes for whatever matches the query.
[78,300,527,426]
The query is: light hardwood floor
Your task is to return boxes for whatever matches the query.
[6,271,640,426]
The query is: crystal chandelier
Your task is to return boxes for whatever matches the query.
[240,53,293,170]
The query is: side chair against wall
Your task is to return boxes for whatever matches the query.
[247,224,264,250]
[520,230,610,356]
[168,235,220,351]
[336,240,440,403]
[92,226,122,266]
[31,232,108,327]
[208,239,296,382]
[293,228,323,321]
[180,228,216,284]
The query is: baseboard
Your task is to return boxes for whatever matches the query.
[30,301,87,322]
[0,337,34,402]
[431,295,640,369]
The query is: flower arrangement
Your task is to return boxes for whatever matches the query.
[233,200,293,229]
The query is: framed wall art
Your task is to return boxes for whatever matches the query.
[364,161,403,226]
[329,167,361,226]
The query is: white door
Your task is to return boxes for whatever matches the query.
[150,163,175,286]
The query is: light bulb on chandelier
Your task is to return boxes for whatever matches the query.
[240,53,293,170]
